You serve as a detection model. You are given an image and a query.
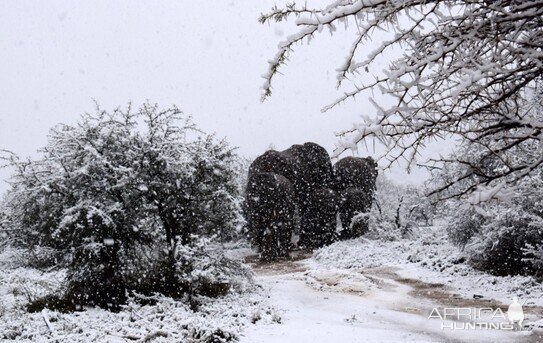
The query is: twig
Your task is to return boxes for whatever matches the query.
[42,309,56,337]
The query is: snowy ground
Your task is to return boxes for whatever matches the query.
[0,247,280,342]
[241,226,543,343]
[313,225,543,308]
[2,226,543,342]
[241,265,536,343]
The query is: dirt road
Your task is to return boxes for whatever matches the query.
[240,254,542,343]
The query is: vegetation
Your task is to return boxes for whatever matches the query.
[1,103,246,309]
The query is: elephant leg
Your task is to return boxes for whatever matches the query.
[276,223,289,258]
[322,217,337,246]
[259,228,274,261]
[298,213,311,248]
[339,211,353,240]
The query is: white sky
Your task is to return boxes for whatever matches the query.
[0,1,453,194]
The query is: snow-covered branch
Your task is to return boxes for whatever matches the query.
[262,0,543,199]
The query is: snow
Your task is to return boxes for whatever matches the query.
[467,182,514,205]
[103,238,115,246]
[241,275,440,343]
[241,249,540,343]
[313,224,543,307]
[0,247,280,342]
[2,226,543,342]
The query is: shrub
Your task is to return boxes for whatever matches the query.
[2,103,245,309]
[446,206,484,249]
[467,206,543,277]
[444,166,543,277]
[524,244,543,278]
[186,325,237,343]
[178,238,254,296]
[367,176,434,240]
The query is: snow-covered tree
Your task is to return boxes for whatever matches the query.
[261,1,543,199]
[437,137,543,276]
[368,175,434,240]
[0,201,11,249]
[1,103,244,308]
[445,205,483,250]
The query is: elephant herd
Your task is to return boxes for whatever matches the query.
[245,142,378,261]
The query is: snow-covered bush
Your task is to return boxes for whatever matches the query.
[185,324,238,343]
[439,139,543,277]
[445,205,483,250]
[467,203,543,277]
[174,237,254,300]
[367,175,434,240]
[1,103,246,309]
[525,244,543,277]
[446,201,543,277]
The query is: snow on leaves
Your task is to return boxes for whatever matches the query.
[1,103,246,309]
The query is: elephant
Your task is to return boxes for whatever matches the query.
[334,157,378,239]
[338,187,373,239]
[282,142,334,214]
[334,156,378,194]
[249,143,334,207]
[245,172,296,261]
[246,142,337,257]
[298,188,339,249]
[248,149,296,182]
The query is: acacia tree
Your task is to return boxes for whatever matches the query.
[1,103,243,308]
[261,0,543,200]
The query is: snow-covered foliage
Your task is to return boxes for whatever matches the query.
[438,138,543,276]
[0,246,279,342]
[174,237,255,297]
[261,1,543,199]
[429,85,543,202]
[467,206,543,278]
[1,103,246,308]
[313,225,543,306]
[448,183,543,277]
[367,175,434,240]
[445,205,483,250]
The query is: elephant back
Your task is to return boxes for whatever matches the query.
[334,156,378,194]
[248,150,296,183]
[282,142,334,212]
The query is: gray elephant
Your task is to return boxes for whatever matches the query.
[338,187,373,239]
[334,157,378,239]
[282,142,334,215]
[248,149,296,182]
[299,188,339,249]
[245,172,296,261]
[246,143,338,257]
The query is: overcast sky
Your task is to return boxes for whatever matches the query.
[0,1,453,194]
